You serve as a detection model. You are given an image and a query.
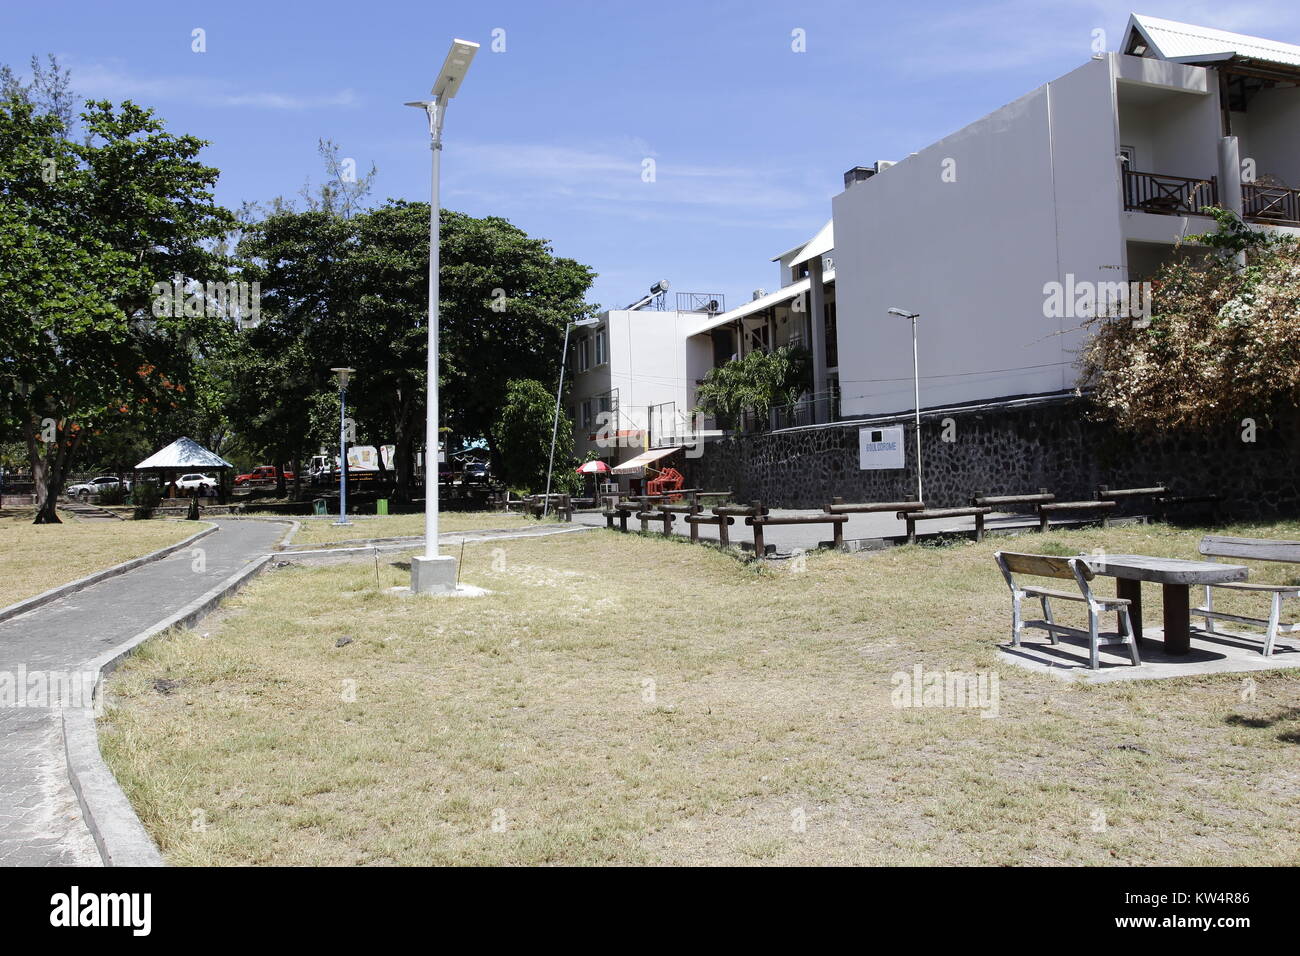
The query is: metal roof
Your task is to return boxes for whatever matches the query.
[134,437,233,470]
[1125,14,1300,68]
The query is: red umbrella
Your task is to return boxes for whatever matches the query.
[576,460,611,475]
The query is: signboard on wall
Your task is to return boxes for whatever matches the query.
[859,426,905,470]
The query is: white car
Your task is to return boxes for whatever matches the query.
[66,475,130,501]
[174,473,218,494]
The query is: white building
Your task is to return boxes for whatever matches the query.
[832,13,1300,418]
[570,14,1300,479]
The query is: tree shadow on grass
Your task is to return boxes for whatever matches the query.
[1225,707,1300,743]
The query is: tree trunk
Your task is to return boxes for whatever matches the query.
[391,398,416,507]
[276,463,287,498]
[291,458,302,501]
[27,416,81,525]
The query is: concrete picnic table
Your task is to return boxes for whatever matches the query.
[1083,554,1248,655]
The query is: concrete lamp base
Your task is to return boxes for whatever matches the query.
[410,554,458,595]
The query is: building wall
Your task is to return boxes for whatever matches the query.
[686,398,1300,519]
[570,309,709,462]
[831,56,1124,419]
[1239,85,1300,188]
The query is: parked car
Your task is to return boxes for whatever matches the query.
[174,473,219,495]
[233,465,294,487]
[462,462,491,485]
[66,475,130,501]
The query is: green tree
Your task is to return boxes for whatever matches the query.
[237,202,596,502]
[1,70,235,522]
[695,345,812,429]
[491,378,577,494]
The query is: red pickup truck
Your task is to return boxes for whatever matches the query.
[233,465,295,487]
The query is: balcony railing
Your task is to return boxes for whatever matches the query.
[732,390,841,433]
[1123,169,1218,217]
[1243,182,1300,227]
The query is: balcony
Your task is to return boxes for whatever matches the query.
[1124,170,1300,228]
[1242,182,1300,227]
[1123,169,1217,217]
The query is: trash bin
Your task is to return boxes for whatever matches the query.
[313,498,327,516]
[377,499,388,516]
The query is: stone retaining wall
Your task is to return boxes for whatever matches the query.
[685,397,1300,519]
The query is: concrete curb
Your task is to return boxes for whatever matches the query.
[0,523,218,625]
[63,528,288,868]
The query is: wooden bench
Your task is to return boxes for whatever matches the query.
[1036,499,1116,531]
[684,510,736,545]
[1097,484,1166,519]
[994,551,1140,670]
[713,502,770,553]
[1157,494,1222,522]
[1195,535,1300,656]
[603,497,638,532]
[825,497,924,515]
[970,490,1054,511]
[898,506,992,544]
[746,512,850,557]
[1097,484,1166,502]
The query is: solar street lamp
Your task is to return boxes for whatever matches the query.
[405,38,479,594]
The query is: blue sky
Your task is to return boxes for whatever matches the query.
[5,0,1299,311]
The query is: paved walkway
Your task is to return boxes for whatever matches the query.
[0,517,593,866]
[0,518,287,866]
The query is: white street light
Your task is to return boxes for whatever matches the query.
[407,38,479,595]
[331,367,355,526]
[887,308,924,504]
[544,316,600,516]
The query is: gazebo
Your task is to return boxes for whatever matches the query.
[134,437,233,500]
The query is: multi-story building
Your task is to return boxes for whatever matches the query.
[571,14,1300,482]
[832,13,1300,418]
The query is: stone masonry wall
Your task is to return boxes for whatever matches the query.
[685,397,1300,519]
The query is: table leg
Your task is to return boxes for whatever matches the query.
[1162,583,1191,655]
[1117,579,1143,640]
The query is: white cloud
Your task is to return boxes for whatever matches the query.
[65,58,358,110]
[448,140,820,228]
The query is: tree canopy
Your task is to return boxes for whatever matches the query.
[0,78,235,521]
[695,345,812,429]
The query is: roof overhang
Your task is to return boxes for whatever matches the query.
[611,446,681,474]
[684,278,813,336]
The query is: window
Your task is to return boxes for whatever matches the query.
[580,399,593,429]
[578,337,590,373]
[1119,145,1135,168]
[595,328,607,366]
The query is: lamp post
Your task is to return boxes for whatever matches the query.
[544,316,600,517]
[406,38,478,594]
[886,308,923,503]
[330,367,355,526]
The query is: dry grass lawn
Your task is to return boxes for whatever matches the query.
[100,521,1300,865]
[288,511,537,547]
[0,509,201,610]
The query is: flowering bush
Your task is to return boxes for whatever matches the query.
[1082,210,1300,430]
